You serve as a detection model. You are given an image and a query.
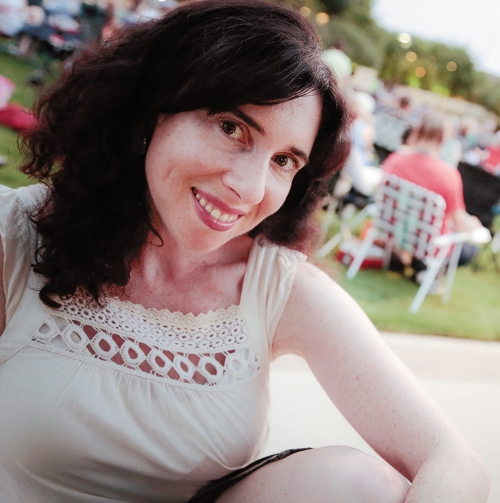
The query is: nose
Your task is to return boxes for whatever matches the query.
[222,154,268,205]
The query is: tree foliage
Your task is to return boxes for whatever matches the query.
[318,18,384,69]
[378,36,476,98]
[298,0,500,116]
[318,0,350,14]
[471,73,500,116]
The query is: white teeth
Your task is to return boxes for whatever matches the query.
[194,190,239,223]
[212,210,237,223]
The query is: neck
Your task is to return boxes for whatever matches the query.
[118,230,252,313]
[412,139,442,157]
[134,229,252,283]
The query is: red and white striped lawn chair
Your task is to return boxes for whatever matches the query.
[346,174,491,313]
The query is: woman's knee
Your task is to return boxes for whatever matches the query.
[217,446,409,503]
[316,446,410,503]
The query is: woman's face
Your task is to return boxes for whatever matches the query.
[145,93,322,253]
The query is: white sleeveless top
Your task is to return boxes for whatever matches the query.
[0,184,306,502]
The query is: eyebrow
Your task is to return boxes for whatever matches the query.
[231,108,265,134]
[231,108,310,165]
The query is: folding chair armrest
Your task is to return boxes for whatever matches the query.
[431,226,490,247]
[432,232,468,248]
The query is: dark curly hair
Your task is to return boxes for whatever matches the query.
[21,0,352,308]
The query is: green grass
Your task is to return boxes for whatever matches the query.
[0,125,31,188]
[0,46,61,188]
[0,51,42,188]
[0,53,40,108]
[336,265,500,341]
[319,210,500,341]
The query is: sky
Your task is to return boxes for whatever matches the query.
[372,0,500,77]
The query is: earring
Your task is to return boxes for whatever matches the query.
[134,136,148,154]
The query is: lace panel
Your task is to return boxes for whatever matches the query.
[30,291,259,389]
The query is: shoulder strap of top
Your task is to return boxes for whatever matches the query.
[0,184,47,324]
[239,237,307,366]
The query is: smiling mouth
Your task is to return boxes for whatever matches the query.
[193,189,240,223]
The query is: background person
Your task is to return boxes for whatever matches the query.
[321,38,352,89]
[0,2,490,502]
[383,112,483,275]
[341,91,383,199]
[0,0,27,37]
[439,114,462,168]
[482,130,500,176]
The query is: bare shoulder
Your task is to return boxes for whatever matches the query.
[273,260,381,358]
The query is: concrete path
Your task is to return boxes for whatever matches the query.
[265,332,500,502]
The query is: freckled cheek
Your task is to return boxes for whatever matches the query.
[145,151,168,185]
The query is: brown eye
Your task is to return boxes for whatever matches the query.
[275,155,289,167]
[274,155,295,172]
[221,121,238,135]
[220,120,244,140]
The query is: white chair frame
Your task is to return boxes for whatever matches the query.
[346,174,490,313]
[316,202,377,259]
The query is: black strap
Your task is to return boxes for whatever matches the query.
[188,448,311,503]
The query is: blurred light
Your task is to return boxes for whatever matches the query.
[406,51,417,62]
[427,56,436,64]
[316,12,330,25]
[300,6,311,16]
[398,33,412,44]
[447,61,457,72]
[415,67,426,77]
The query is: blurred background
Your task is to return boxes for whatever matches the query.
[1,0,500,341]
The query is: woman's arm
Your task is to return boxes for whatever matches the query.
[273,262,490,503]
[0,236,5,335]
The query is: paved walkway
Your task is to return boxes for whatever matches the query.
[265,332,500,503]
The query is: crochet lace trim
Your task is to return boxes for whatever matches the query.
[30,291,259,389]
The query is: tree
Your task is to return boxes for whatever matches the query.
[342,0,374,29]
[319,18,386,69]
[471,73,500,116]
[278,0,499,115]
[316,0,350,14]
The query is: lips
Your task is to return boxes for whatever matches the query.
[192,188,243,231]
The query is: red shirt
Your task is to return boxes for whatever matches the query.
[382,151,465,234]
[483,146,500,174]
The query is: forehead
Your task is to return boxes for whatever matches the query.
[244,93,321,121]
[237,93,322,146]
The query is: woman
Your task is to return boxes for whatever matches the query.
[0,1,490,502]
